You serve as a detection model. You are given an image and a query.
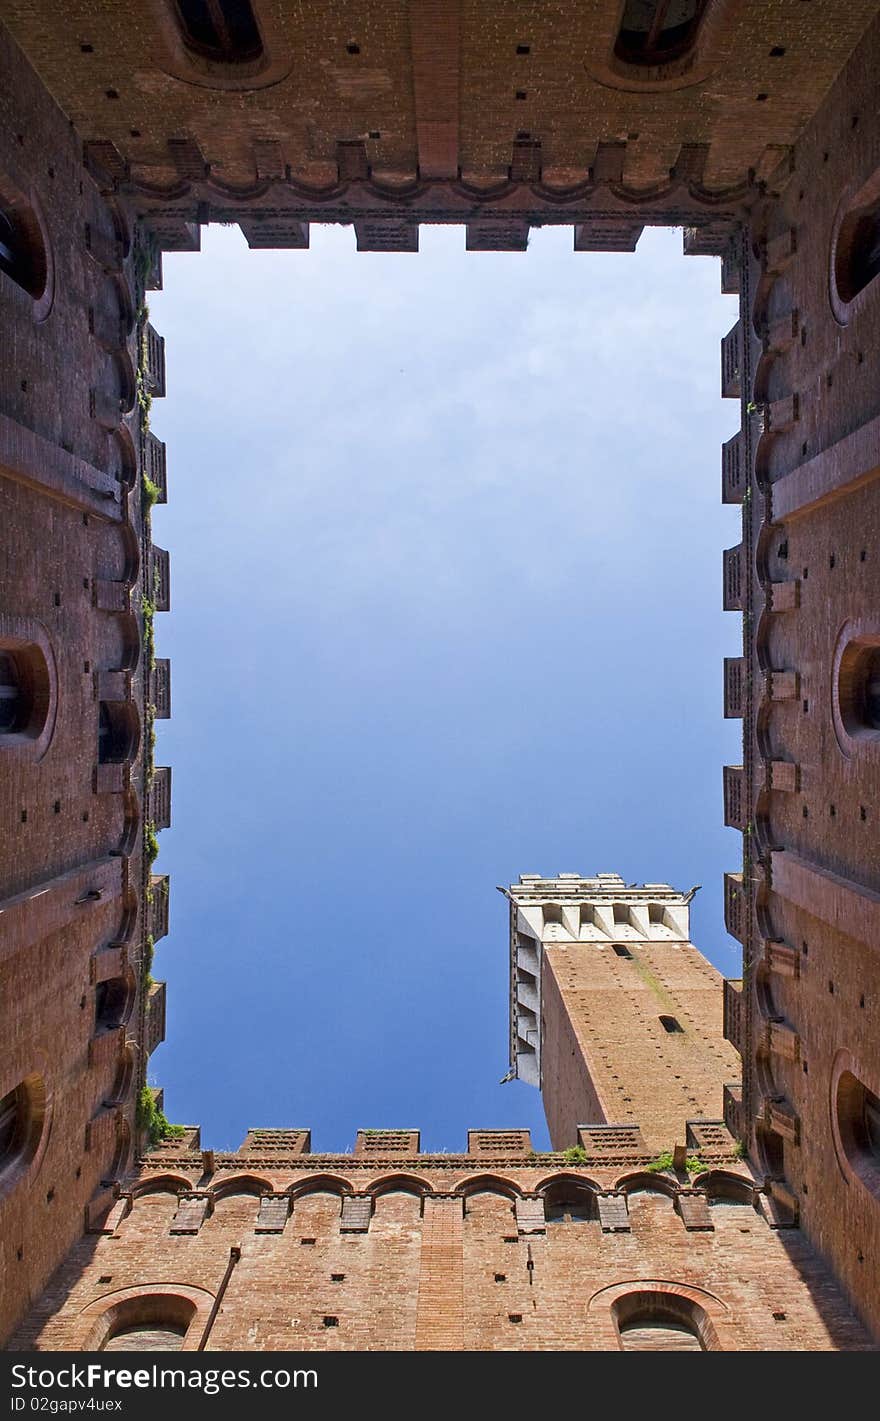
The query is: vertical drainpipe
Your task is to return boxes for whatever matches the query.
[197,1245,241,1351]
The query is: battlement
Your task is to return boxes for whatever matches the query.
[143,1119,739,1168]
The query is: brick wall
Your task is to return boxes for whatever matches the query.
[541,939,740,1153]
[0,21,165,1343]
[721,8,880,1339]
[8,1148,873,1352]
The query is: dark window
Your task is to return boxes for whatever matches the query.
[543,1181,595,1223]
[659,1014,684,1033]
[0,643,49,742]
[174,0,263,64]
[614,0,707,67]
[838,1071,880,1182]
[0,1087,25,1166]
[0,195,47,300]
[866,1089,880,1155]
[0,652,23,733]
[98,702,137,765]
[862,651,880,729]
[837,640,880,739]
[613,944,633,958]
[545,1200,593,1223]
[95,978,130,1032]
[835,199,880,304]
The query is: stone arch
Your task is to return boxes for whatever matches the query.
[94,968,136,1034]
[119,784,140,856]
[536,1171,600,1222]
[585,0,734,95]
[151,0,292,92]
[210,1173,273,1200]
[106,1116,132,1182]
[287,1173,352,1200]
[0,621,57,761]
[367,1173,433,1199]
[830,1048,880,1201]
[589,1279,731,1351]
[130,1172,194,1200]
[0,175,53,318]
[105,1043,135,1108]
[98,699,140,765]
[74,1284,213,1352]
[0,1067,50,1199]
[454,1173,523,1201]
[534,1171,601,1196]
[614,1170,679,1200]
[699,1170,758,1205]
[116,611,141,672]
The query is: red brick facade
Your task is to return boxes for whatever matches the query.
[1,1,880,1351]
[8,1133,874,1352]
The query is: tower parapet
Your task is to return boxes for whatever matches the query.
[506,873,738,1152]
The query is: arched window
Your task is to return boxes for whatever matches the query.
[837,1071,880,1192]
[543,1179,595,1223]
[98,701,138,765]
[0,189,48,300]
[103,1324,187,1352]
[614,0,707,67]
[0,1086,26,1166]
[835,197,880,305]
[836,638,880,741]
[0,1076,47,1186]
[0,643,50,742]
[95,977,132,1033]
[619,1316,703,1350]
[0,651,24,733]
[97,1293,197,1351]
[174,0,263,65]
[614,1290,709,1350]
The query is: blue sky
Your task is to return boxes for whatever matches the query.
[147,222,742,1152]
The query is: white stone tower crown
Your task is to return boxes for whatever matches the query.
[504,872,698,1087]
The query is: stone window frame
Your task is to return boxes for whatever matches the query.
[829,165,880,326]
[151,0,292,92]
[0,1050,52,1202]
[0,176,54,322]
[585,0,734,94]
[98,700,140,766]
[613,0,709,71]
[74,1284,214,1352]
[588,1279,733,1350]
[0,620,57,763]
[830,1048,880,1203]
[831,619,880,758]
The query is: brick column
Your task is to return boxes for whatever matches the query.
[414,1196,463,1350]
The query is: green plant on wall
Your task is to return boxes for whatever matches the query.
[644,1150,709,1176]
[142,473,160,511]
[136,1085,185,1147]
[561,1145,589,1165]
[142,934,154,987]
[645,1150,675,1173]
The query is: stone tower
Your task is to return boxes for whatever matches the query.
[506,873,741,1152]
[1,0,880,1350]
